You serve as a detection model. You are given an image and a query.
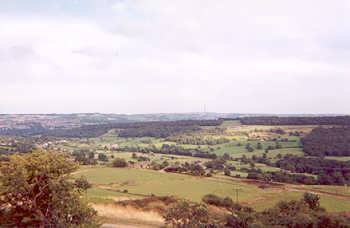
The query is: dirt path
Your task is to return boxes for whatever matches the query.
[101,223,158,228]
[93,204,164,228]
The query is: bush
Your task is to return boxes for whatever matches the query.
[224,168,231,176]
[303,192,320,210]
[164,201,212,227]
[257,142,263,150]
[98,153,109,162]
[0,151,98,227]
[202,194,235,209]
[245,143,255,152]
[112,158,128,168]
[74,176,92,191]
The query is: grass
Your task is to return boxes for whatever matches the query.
[59,121,350,213]
[252,191,350,212]
[76,166,350,212]
[215,146,304,159]
[57,122,304,166]
[212,140,301,156]
[325,156,350,161]
[77,167,267,203]
[106,152,210,165]
[86,188,136,204]
[218,120,241,128]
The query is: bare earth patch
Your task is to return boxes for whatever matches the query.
[93,203,164,228]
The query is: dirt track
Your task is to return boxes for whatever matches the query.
[93,204,164,228]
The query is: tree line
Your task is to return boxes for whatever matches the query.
[166,135,230,145]
[118,144,218,159]
[240,116,350,125]
[0,120,223,138]
[247,170,318,185]
[276,155,350,185]
[302,126,350,156]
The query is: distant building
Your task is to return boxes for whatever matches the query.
[110,144,119,150]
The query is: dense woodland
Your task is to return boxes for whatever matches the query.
[117,125,200,138]
[302,126,350,156]
[244,154,350,185]
[118,144,218,159]
[240,116,350,125]
[276,155,350,185]
[247,170,318,185]
[0,119,222,138]
[0,123,47,136]
[112,120,222,138]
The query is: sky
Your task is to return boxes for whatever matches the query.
[0,0,350,114]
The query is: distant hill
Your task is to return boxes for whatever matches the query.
[0,113,242,129]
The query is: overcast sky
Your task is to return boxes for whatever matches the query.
[0,0,349,114]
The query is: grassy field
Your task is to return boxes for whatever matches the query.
[57,121,303,157]
[106,152,210,165]
[57,120,350,214]
[75,166,350,212]
[325,156,350,161]
[213,143,303,158]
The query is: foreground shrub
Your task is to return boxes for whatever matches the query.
[164,201,212,227]
[0,151,98,227]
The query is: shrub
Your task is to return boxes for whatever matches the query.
[74,176,92,191]
[0,151,98,227]
[202,194,235,208]
[224,168,231,176]
[98,153,109,162]
[164,201,212,227]
[112,158,128,168]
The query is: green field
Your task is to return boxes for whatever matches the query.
[55,120,350,215]
[76,166,350,212]
[325,156,350,161]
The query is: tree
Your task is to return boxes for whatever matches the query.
[222,153,231,161]
[164,201,212,227]
[112,158,128,168]
[303,192,320,210]
[88,151,95,159]
[224,168,231,176]
[275,142,282,149]
[245,143,254,152]
[202,194,240,210]
[72,150,97,165]
[97,153,108,162]
[74,176,92,192]
[0,151,98,227]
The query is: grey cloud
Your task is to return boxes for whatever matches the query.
[0,45,36,61]
[72,46,119,58]
[1,1,350,114]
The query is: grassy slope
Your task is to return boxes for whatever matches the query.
[76,167,350,212]
[62,121,350,213]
